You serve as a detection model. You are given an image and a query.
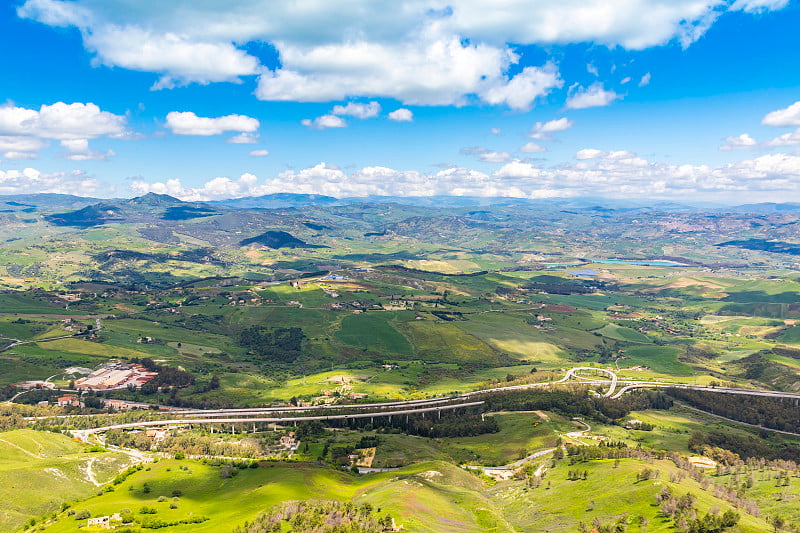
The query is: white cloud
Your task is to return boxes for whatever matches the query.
[460,146,509,162]
[21,0,777,105]
[125,150,800,202]
[638,73,651,87]
[227,133,259,144]
[479,151,511,163]
[332,101,381,119]
[719,133,758,151]
[519,142,546,153]
[64,149,116,161]
[764,129,800,147]
[2,151,38,161]
[730,0,790,13]
[59,138,115,160]
[529,118,573,140]
[165,111,259,136]
[575,148,605,160]
[0,102,127,140]
[606,150,636,159]
[620,76,631,84]
[388,108,414,122]
[60,138,89,153]
[0,136,48,160]
[0,102,127,158]
[249,149,269,157]
[587,63,599,77]
[566,83,620,109]
[478,64,562,111]
[762,101,800,127]
[490,128,501,135]
[256,37,524,107]
[19,1,258,89]
[301,115,347,130]
[0,166,100,195]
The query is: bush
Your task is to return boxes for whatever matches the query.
[75,510,91,520]
[157,496,168,502]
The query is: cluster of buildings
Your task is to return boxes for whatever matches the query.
[74,362,157,391]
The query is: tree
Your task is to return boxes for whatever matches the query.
[770,515,786,533]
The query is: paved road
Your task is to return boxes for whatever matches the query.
[73,401,486,435]
[30,365,800,435]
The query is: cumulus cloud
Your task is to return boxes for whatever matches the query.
[19,1,258,89]
[519,142,546,153]
[59,138,116,160]
[388,108,414,122]
[762,101,800,127]
[638,72,651,87]
[165,111,259,136]
[529,118,573,140]
[21,0,779,105]
[0,102,127,140]
[0,136,47,160]
[301,115,347,130]
[764,129,800,147]
[479,151,511,163]
[575,148,606,160]
[124,148,800,202]
[0,102,127,158]
[255,37,525,106]
[249,149,269,157]
[0,166,100,195]
[332,101,381,119]
[303,101,383,129]
[566,83,621,109]
[719,133,758,151]
[478,64,562,111]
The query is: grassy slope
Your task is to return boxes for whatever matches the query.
[0,430,130,532]
[38,460,510,533]
[502,457,772,532]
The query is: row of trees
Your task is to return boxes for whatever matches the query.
[669,388,800,434]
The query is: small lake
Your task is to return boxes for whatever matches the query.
[563,270,599,276]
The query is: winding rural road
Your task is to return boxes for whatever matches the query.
[43,365,800,442]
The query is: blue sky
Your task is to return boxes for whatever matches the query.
[1,0,800,203]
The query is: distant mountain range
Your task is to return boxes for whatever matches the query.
[2,192,799,217]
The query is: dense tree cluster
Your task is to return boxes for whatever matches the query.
[671,387,800,433]
[482,387,672,422]
[238,326,305,363]
[131,357,195,392]
[688,430,800,462]
[322,408,499,438]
